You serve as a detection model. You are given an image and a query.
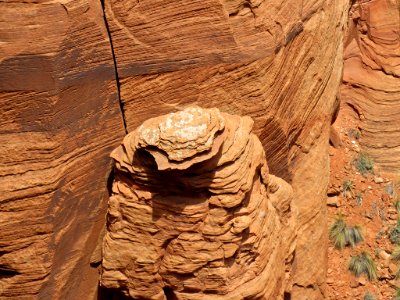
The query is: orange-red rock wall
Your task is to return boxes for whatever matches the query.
[341,0,400,172]
[105,0,349,298]
[0,1,125,299]
[1,0,351,299]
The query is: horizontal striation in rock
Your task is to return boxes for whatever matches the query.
[341,0,400,171]
[106,0,349,297]
[0,0,125,298]
[101,107,297,299]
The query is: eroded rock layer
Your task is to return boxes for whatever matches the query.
[101,107,296,299]
[105,0,350,298]
[0,0,354,298]
[341,0,400,171]
[0,0,125,299]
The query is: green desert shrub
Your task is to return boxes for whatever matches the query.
[346,225,364,247]
[363,291,376,300]
[395,288,400,300]
[387,183,396,197]
[342,180,354,198]
[390,219,400,245]
[347,128,361,140]
[396,267,400,280]
[392,246,400,261]
[349,252,377,281]
[356,192,363,206]
[353,152,374,175]
[329,216,363,249]
[394,200,400,213]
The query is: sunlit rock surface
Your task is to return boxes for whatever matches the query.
[341,0,400,171]
[101,107,297,299]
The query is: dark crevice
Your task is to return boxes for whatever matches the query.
[100,0,128,134]
[163,287,178,300]
[0,267,20,279]
[284,292,292,300]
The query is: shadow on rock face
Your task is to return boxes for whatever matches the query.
[258,118,291,183]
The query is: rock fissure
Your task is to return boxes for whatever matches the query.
[100,0,127,134]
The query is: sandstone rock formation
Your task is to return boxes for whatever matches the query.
[341,0,400,172]
[0,0,353,298]
[104,0,350,298]
[101,107,296,299]
[0,0,125,299]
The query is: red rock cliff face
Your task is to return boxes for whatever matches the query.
[0,0,350,299]
[0,1,126,299]
[341,0,400,172]
[104,0,349,298]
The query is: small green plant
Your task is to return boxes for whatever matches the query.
[390,219,400,245]
[396,267,400,280]
[356,193,363,206]
[363,291,376,300]
[395,288,400,300]
[376,229,385,240]
[330,217,347,249]
[346,225,364,247]
[394,200,400,213]
[343,180,354,198]
[348,251,377,281]
[378,206,386,221]
[385,182,400,202]
[391,245,400,279]
[347,128,361,140]
[329,216,363,249]
[391,246,400,261]
[353,152,374,175]
[386,183,396,197]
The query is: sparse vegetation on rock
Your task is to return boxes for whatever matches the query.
[395,288,400,300]
[389,219,400,245]
[353,152,374,175]
[347,128,361,140]
[395,201,400,213]
[356,192,363,206]
[329,216,363,249]
[343,179,354,198]
[348,252,377,281]
[363,291,376,300]
[391,246,400,261]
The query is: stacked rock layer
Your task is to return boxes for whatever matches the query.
[101,107,296,299]
[1,0,352,298]
[341,0,400,171]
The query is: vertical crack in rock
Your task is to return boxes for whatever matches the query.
[100,0,127,133]
[100,106,297,299]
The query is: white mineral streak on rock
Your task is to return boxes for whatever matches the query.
[102,107,297,299]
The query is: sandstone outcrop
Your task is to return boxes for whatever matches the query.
[341,0,400,172]
[105,0,349,298]
[101,107,296,299]
[0,0,125,299]
[0,0,353,298]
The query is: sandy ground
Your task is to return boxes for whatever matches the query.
[326,106,400,300]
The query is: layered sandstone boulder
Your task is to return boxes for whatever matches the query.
[101,107,296,299]
[341,0,400,171]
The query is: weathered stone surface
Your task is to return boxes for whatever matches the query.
[101,107,297,299]
[341,0,400,172]
[104,0,349,298]
[0,0,358,298]
[0,0,125,299]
